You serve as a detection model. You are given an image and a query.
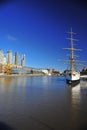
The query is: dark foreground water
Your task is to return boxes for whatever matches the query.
[0,76,87,130]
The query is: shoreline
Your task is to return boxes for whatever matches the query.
[0,73,45,77]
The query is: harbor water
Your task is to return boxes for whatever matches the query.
[0,76,87,130]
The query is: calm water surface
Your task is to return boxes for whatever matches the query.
[0,76,87,130]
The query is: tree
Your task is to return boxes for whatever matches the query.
[4,64,12,74]
[82,67,87,72]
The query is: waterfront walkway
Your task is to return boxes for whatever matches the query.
[80,75,87,79]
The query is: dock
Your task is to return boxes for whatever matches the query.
[80,75,87,79]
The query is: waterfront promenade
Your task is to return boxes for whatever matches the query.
[0,73,45,77]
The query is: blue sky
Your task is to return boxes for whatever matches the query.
[0,0,87,71]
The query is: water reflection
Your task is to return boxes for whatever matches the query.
[0,76,87,130]
[72,83,81,97]
[0,77,27,101]
[28,76,52,87]
[4,77,12,85]
[66,81,87,110]
[81,80,87,88]
[71,83,81,107]
[0,77,27,88]
[66,83,81,109]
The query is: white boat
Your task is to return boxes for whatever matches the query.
[64,28,81,85]
[48,73,51,76]
[66,70,80,85]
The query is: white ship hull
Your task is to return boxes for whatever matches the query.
[66,71,80,85]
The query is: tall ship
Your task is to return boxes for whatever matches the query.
[64,28,81,85]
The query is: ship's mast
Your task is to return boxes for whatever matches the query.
[63,28,84,73]
[66,28,77,74]
[69,28,75,73]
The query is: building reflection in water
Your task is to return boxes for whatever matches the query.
[0,77,27,94]
[11,77,27,87]
[4,77,12,85]
[0,77,12,92]
[0,77,27,111]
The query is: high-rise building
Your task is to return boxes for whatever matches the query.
[0,49,26,67]
[14,52,20,65]
[6,50,12,64]
[21,54,26,66]
[0,49,6,64]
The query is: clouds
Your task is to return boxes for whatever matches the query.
[7,34,16,41]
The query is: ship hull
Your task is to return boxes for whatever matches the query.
[66,79,80,86]
[66,71,80,86]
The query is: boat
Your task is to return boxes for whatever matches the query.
[48,73,52,76]
[64,28,81,85]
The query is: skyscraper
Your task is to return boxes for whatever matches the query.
[0,49,6,64]
[21,54,26,66]
[14,52,20,65]
[6,50,12,64]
